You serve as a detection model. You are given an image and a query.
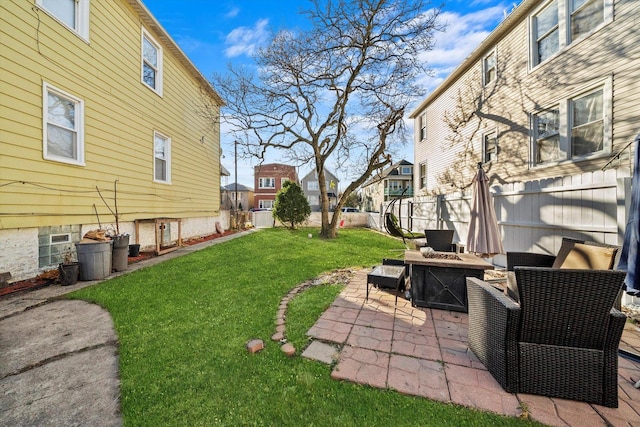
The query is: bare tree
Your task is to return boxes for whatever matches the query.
[213,0,442,238]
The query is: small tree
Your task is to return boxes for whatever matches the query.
[273,181,311,229]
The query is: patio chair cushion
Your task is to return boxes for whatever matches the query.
[551,238,581,268]
[556,243,617,270]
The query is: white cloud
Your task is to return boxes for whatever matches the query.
[224,19,271,58]
[225,7,240,19]
[415,5,507,94]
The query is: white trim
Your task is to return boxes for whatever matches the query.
[481,129,498,164]
[36,0,90,42]
[42,82,85,166]
[530,75,612,168]
[529,0,612,71]
[482,49,497,86]
[258,177,275,189]
[153,131,171,184]
[141,28,163,96]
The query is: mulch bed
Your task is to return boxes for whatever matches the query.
[1,230,241,297]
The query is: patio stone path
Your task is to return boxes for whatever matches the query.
[305,269,640,427]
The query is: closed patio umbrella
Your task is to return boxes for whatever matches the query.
[619,133,640,295]
[466,163,504,257]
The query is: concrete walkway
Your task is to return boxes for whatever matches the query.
[0,230,255,427]
[304,270,640,427]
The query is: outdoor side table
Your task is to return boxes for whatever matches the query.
[367,265,406,305]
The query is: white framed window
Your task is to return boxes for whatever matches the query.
[154,131,171,183]
[308,195,319,205]
[570,0,605,41]
[531,77,611,167]
[419,112,427,141]
[142,29,163,95]
[400,166,412,175]
[483,50,497,85]
[259,200,274,209]
[532,0,559,66]
[259,177,275,189]
[482,130,498,164]
[281,177,289,187]
[533,107,561,164]
[43,83,85,165]
[571,87,605,157]
[530,0,612,68]
[419,162,427,189]
[37,0,90,41]
[307,180,319,191]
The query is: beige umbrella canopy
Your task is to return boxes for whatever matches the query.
[466,163,504,257]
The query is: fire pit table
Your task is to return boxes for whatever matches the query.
[404,250,494,312]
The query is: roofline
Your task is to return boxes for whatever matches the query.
[409,0,537,118]
[127,0,225,106]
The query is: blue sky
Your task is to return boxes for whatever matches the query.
[141,0,512,188]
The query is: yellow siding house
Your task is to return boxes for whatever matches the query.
[0,0,225,280]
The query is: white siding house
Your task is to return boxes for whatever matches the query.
[405,0,638,283]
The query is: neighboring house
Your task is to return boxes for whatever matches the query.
[222,183,254,211]
[362,160,414,212]
[253,164,298,210]
[0,0,225,280]
[403,0,639,278]
[300,169,339,211]
[409,0,638,195]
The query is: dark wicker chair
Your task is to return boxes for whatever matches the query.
[467,267,626,407]
[424,229,455,252]
[505,238,622,307]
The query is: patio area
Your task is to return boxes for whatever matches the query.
[304,269,640,426]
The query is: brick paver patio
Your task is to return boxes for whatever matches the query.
[306,269,640,426]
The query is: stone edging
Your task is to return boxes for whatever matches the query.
[271,269,356,356]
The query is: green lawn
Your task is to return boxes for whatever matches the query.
[68,228,539,426]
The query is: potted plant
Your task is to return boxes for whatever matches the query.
[58,249,80,286]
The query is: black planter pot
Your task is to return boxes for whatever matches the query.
[58,262,80,286]
[129,244,141,257]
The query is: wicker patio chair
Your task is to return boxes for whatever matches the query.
[467,267,626,407]
[505,238,621,305]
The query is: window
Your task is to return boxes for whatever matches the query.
[571,0,604,41]
[534,108,561,164]
[43,83,84,165]
[154,131,171,183]
[483,131,498,163]
[419,113,427,141]
[142,30,163,95]
[532,78,610,166]
[281,177,289,187]
[307,180,319,191]
[401,166,412,175]
[259,177,275,189]
[533,0,559,65]
[530,0,611,68]
[483,51,497,85]
[308,195,319,205]
[259,200,274,209]
[37,0,90,40]
[571,88,604,156]
[419,163,427,189]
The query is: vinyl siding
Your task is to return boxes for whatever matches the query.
[0,0,222,229]
[412,0,639,194]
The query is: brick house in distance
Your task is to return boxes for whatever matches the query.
[253,164,298,210]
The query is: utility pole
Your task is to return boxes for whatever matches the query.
[234,140,239,230]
